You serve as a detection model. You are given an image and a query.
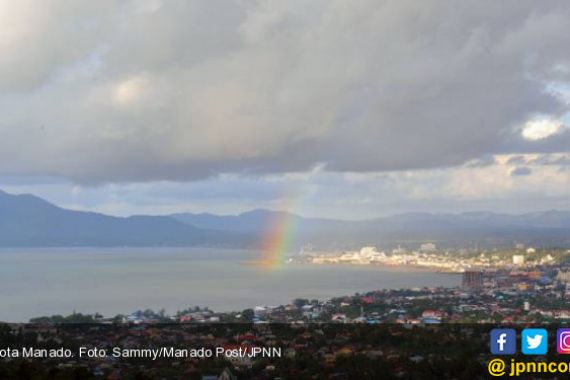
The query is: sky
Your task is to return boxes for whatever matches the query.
[1,0,570,219]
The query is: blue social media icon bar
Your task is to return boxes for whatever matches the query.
[521,328,548,355]
[490,329,516,355]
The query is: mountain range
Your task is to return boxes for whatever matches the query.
[1,189,570,248]
[0,190,245,247]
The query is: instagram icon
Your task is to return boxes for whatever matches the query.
[557,329,570,354]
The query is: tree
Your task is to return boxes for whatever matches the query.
[293,298,309,309]
[241,309,254,322]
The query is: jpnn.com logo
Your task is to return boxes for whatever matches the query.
[486,328,570,377]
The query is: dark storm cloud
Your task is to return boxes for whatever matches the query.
[510,166,532,176]
[0,0,570,184]
[529,154,570,167]
[464,155,497,168]
[507,156,529,165]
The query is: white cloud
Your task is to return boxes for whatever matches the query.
[112,75,150,107]
[522,118,564,140]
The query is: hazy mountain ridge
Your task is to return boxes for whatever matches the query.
[1,189,570,248]
[173,209,570,230]
[0,190,246,247]
[173,209,570,249]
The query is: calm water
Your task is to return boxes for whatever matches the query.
[0,248,460,322]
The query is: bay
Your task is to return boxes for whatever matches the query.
[0,248,460,322]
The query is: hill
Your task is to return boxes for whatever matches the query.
[0,190,245,247]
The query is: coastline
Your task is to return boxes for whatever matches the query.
[282,260,466,274]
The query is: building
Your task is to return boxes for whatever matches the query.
[360,246,379,257]
[420,243,437,252]
[392,245,406,255]
[462,270,483,289]
[513,255,525,265]
[556,270,570,283]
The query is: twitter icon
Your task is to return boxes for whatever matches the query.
[522,328,548,355]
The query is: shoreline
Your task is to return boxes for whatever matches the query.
[282,260,466,274]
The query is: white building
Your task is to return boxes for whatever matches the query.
[360,246,379,257]
[392,245,406,255]
[512,255,525,265]
[556,271,570,283]
[420,243,437,252]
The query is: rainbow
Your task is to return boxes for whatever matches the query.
[256,190,302,270]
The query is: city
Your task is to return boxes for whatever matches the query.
[291,244,563,273]
[3,244,570,378]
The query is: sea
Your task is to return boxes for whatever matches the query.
[0,248,461,322]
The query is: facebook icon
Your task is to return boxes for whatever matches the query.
[490,329,516,355]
